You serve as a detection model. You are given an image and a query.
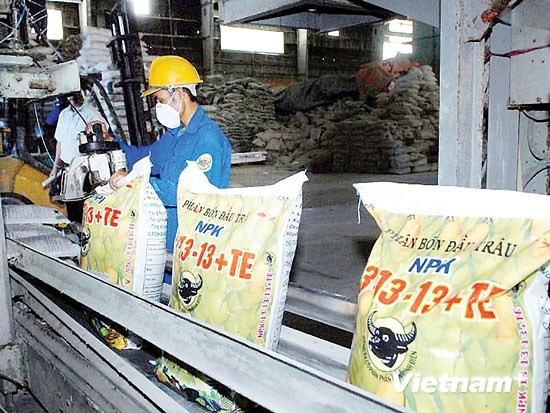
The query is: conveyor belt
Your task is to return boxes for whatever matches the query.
[4,239,405,413]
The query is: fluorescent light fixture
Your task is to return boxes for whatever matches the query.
[129,0,150,15]
[388,19,413,34]
[220,25,284,54]
[46,9,63,40]
[383,42,413,59]
[383,26,413,59]
[387,35,412,44]
[327,30,340,37]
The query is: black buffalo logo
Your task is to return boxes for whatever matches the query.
[508,281,525,298]
[177,273,203,305]
[81,227,91,256]
[367,311,417,368]
[265,252,274,266]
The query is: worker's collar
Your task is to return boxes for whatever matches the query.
[180,106,205,135]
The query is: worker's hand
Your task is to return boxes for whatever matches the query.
[109,170,128,189]
[49,165,58,177]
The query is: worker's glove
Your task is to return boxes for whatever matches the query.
[109,170,129,189]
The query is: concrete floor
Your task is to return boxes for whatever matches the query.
[230,165,438,301]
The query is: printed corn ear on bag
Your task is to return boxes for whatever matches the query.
[348,182,550,413]
[81,157,167,301]
[156,162,307,411]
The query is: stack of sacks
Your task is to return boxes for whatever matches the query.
[252,65,439,174]
[198,77,279,152]
[78,27,127,138]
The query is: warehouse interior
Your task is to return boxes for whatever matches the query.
[0,0,549,412]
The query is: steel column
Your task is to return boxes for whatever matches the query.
[486,24,520,190]
[0,198,25,399]
[438,0,491,188]
[79,0,88,30]
[297,28,308,78]
[201,0,215,76]
[0,198,13,346]
[109,0,149,146]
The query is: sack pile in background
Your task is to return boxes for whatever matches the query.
[198,77,279,152]
[252,65,439,174]
[77,27,128,139]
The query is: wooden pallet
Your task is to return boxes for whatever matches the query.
[230,151,267,165]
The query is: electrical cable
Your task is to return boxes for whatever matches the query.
[520,110,550,123]
[68,98,90,125]
[0,372,23,387]
[0,5,26,46]
[0,19,14,30]
[33,103,54,163]
[491,43,550,59]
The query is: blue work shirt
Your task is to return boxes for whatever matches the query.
[117,106,231,252]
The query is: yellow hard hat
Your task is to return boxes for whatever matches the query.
[142,55,203,97]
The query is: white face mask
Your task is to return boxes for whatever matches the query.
[155,91,182,129]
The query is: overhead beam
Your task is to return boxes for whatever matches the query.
[250,12,380,31]
[0,60,80,99]
[220,0,373,24]
[220,0,437,29]
[220,0,304,23]
[317,12,380,31]
[353,0,439,27]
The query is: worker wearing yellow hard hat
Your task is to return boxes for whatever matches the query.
[141,55,203,98]
[110,55,232,263]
